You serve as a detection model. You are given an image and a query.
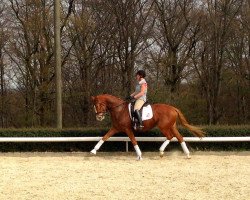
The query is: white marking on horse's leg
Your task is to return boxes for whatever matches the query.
[90,139,104,155]
[181,141,191,159]
[134,145,142,161]
[159,140,170,157]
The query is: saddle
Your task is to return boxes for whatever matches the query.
[128,101,153,128]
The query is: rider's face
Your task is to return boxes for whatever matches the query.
[136,74,141,81]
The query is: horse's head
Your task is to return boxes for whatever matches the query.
[91,96,108,121]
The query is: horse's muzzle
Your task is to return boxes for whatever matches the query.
[96,114,105,121]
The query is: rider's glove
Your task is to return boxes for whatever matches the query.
[126,96,134,101]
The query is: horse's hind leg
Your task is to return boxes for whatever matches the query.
[158,128,173,157]
[170,124,191,159]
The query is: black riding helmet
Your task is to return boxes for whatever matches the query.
[136,70,146,78]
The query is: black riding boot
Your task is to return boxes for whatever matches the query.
[134,110,144,129]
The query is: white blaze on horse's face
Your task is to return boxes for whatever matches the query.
[94,105,97,114]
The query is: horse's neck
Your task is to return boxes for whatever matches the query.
[105,96,123,107]
[105,96,126,121]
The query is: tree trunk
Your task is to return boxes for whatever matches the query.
[0,49,5,127]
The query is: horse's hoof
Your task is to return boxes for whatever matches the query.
[186,154,191,159]
[159,151,164,157]
[136,156,143,161]
[90,149,97,155]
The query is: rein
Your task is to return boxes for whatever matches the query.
[108,101,127,111]
[95,101,127,115]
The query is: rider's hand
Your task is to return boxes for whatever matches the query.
[126,96,134,101]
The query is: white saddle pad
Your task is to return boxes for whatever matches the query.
[128,103,153,121]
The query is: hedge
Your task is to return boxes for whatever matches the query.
[0,126,249,152]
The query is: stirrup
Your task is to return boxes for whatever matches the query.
[134,124,144,130]
[138,124,144,129]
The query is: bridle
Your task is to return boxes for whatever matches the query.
[93,102,107,116]
[94,101,127,116]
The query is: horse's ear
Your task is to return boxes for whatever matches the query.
[91,96,95,102]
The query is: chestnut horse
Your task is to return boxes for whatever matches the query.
[90,94,205,160]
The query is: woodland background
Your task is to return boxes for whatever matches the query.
[0,0,249,128]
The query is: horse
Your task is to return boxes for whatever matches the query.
[90,94,205,160]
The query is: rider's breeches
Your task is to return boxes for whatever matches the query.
[134,99,145,111]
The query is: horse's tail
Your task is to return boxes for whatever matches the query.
[175,108,205,138]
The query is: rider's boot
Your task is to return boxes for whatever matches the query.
[134,110,144,129]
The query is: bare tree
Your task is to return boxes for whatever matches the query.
[192,0,244,124]
[226,0,250,123]
[152,0,200,101]
[104,0,154,95]
[0,0,247,127]
[63,0,116,125]
[0,4,9,127]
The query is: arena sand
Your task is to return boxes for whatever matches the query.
[0,151,249,200]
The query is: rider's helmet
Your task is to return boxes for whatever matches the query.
[136,70,146,78]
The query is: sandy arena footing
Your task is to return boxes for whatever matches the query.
[0,151,249,200]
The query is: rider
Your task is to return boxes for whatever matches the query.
[129,70,147,129]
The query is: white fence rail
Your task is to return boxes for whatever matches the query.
[0,137,249,152]
[0,136,250,142]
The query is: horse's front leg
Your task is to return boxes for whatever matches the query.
[126,129,142,161]
[90,127,117,155]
